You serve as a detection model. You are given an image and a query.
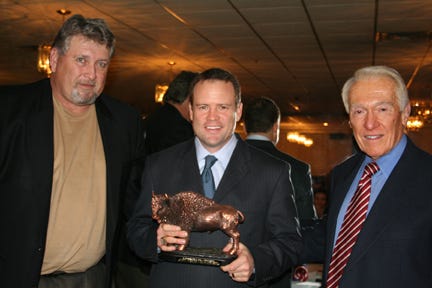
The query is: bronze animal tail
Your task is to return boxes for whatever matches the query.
[237,211,245,223]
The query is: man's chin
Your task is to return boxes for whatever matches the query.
[74,94,99,105]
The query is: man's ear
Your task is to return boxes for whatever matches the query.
[401,104,411,126]
[49,47,59,73]
[188,102,193,121]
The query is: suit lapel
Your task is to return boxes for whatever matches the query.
[213,139,250,202]
[345,142,413,270]
[176,140,203,194]
[325,155,363,267]
[27,81,54,204]
[95,97,121,242]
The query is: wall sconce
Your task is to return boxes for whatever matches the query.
[37,44,52,77]
[287,132,314,147]
[155,61,176,103]
[36,9,71,78]
[155,84,169,103]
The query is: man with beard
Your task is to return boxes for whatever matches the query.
[0,14,145,288]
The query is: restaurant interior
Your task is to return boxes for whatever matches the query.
[1,0,432,183]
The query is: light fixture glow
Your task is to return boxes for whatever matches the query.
[37,44,52,77]
[286,132,313,147]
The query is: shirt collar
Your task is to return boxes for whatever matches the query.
[363,134,407,177]
[246,134,272,142]
[195,135,238,170]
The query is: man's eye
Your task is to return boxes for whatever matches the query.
[76,57,86,64]
[98,61,108,69]
[198,105,208,111]
[218,105,229,111]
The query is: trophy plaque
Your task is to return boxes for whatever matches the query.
[152,191,245,266]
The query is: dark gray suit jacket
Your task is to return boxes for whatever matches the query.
[323,138,432,287]
[245,139,315,220]
[127,136,303,288]
[0,79,145,288]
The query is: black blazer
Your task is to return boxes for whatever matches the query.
[0,79,145,288]
[322,138,432,287]
[127,136,303,288]
[245,139,315,220]
[144,103,194,154]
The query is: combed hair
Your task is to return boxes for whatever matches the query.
[341,65,409,113]
[189,68,241,106]
[244,97,280,133]
[163,71,198,104]
[52,14,115,58]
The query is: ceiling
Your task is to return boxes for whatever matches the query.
[1,0,432,130]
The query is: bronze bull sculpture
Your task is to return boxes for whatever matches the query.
[152,191,245,255]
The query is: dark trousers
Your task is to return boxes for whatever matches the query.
[114,261,150,288]
[37,261,106,288]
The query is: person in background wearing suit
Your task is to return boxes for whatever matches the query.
[127,68,303,288]
[0,14,145,288]
[313,190,328,219]
[243,96,318,288]
[323,65,432,288]
[243,96,316,220]
[144,70,198,154]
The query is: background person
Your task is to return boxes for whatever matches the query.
[144,70,198,154]
[313,190,328,219]
[243,96,317,288]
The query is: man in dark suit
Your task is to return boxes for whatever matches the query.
[243,96,316,220]
[116,70,198,288]
[0,15,145,288]
[243,97,319,288]
[144,70,198,154]
[127,68,303,288]
[323,65,432,288]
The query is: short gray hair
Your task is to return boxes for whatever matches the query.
[341,65,409,113]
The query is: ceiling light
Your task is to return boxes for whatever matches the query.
[287,132,313,147]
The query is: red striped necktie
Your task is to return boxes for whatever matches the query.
[326,161,380,288]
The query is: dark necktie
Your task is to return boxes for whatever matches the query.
[201,155,217,198]
[326,161,380,288]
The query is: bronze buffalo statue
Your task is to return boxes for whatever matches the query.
[152,191,245,255]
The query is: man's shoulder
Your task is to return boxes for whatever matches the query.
[1,79,51,121]
[399,137,432,170]
[148,139,193,160]
[244,140,290,170]
[246,139,309,170]
[97,93,141,119]
[0,79,48,100]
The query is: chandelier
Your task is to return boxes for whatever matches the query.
[286,132,313,147]
[407,101,431,131]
